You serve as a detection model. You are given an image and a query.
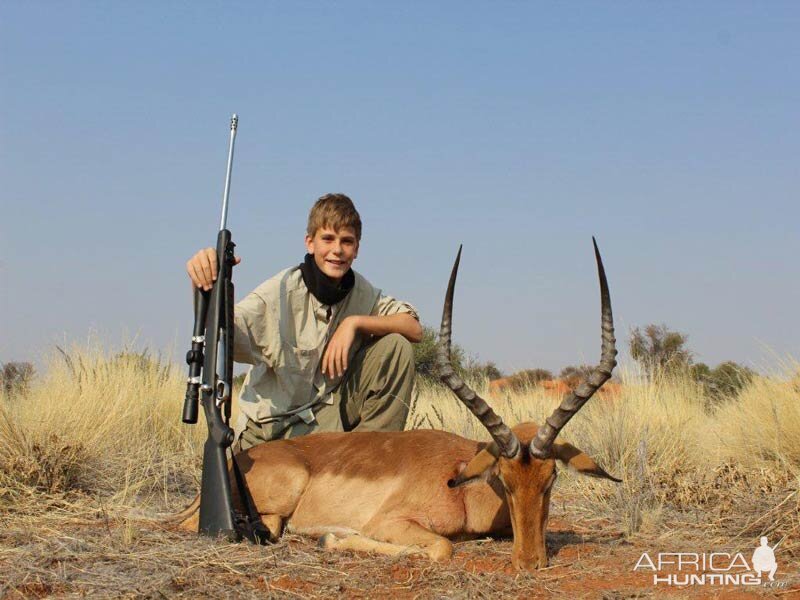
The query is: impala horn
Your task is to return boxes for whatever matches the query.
[530,237,617,458]
[436,246,521,459]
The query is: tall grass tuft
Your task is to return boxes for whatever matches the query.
[712,361,800,469]
[0,344,204,513]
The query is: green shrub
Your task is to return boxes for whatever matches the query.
[413,325,466,379]
[692,361,756,406]
[629,324,693,375]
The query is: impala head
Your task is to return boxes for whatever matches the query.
[436,240,620,571]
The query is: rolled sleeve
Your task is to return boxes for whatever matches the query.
[233,292,270,365]
[372,293,420,321]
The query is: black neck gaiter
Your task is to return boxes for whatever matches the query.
[298,253,355,306]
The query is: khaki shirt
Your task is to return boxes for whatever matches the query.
[232,266,418,430]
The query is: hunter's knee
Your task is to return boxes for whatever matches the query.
[382,333,414,372]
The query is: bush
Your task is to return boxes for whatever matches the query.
[481,361,504,381]
[629,324,693,375]
[1,362,35,396]
[691,361,756,406]
[413,325,467,380]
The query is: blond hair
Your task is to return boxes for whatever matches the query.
[307,193,362,240]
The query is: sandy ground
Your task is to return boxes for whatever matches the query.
[2,502,797,599]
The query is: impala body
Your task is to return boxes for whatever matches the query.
[177,423,615,569]
[176,239,619,571]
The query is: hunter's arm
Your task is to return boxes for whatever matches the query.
[348,313,423,343]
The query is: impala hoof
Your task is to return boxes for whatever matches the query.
[318,533,339,549]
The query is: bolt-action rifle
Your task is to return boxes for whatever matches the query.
[181,115,269,544]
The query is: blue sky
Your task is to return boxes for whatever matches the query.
[1,2,798,375]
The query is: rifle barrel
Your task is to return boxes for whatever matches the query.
[219,114,238,231]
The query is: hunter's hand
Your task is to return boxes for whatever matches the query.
[186,247,241,291]
[321,316,359,379]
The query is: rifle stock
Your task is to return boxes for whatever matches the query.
[197,228,238,539]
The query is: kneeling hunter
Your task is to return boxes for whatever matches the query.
[186,193,423,450]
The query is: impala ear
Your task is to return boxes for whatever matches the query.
[448,443,500,488]
[552,441,621,483]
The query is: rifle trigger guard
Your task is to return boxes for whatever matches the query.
[216,380,231,407]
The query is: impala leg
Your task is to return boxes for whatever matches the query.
[172,499,283,541]
[171,495,201,532]
[376,520,453,561]
[232,444,309,541]
[260,514,284,542]
[319,533,419,557]
[321,520,453,562]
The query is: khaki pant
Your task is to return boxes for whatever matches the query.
[238,333,414,450]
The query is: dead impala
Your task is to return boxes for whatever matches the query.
[175,239,619,571]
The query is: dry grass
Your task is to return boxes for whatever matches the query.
[1,343,799,597]
[0,345,204,513]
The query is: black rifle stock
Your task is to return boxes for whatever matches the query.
[198,228,238,539]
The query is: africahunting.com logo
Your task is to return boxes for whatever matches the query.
[633,537,786,587]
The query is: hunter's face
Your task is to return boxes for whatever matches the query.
[305,226,359,282]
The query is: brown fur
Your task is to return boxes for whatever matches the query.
[174,423,618,571]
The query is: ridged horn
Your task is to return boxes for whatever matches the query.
[530,237,617,458]
[436,246,521,459]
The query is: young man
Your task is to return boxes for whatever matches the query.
[186,194,422,449]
